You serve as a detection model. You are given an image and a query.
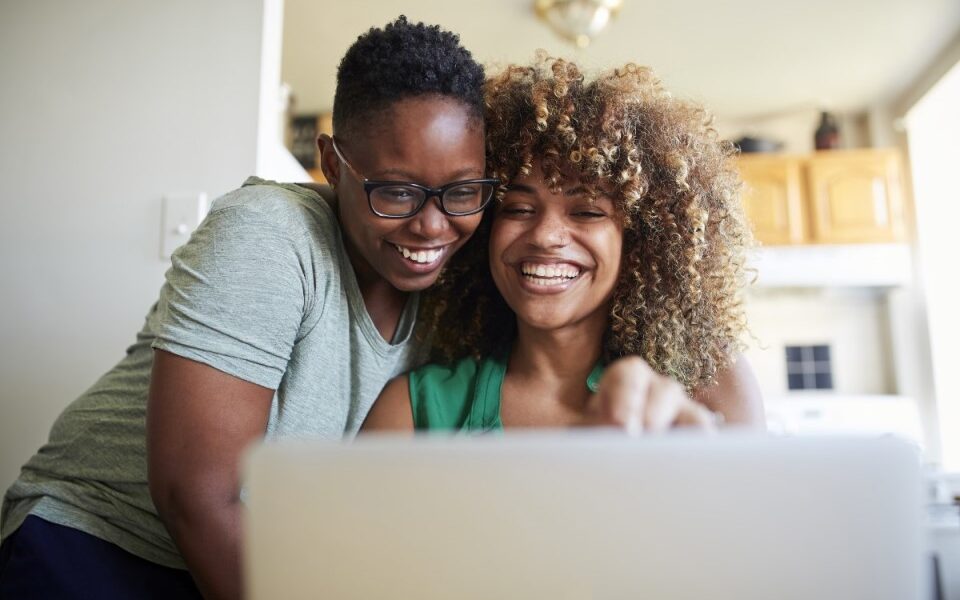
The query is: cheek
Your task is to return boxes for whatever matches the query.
[488,220,517,265]
[488,223,513,284]
[355,213,387,239]
[339,191,370,230]
[597,231,624,287]
[346,209,396,246]
[454,213,484,241]
[610,240,624,273]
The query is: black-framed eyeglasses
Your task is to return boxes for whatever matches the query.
[331,136,499,219]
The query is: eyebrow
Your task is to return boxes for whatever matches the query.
[506,183,594,198]
[369,167,484,182]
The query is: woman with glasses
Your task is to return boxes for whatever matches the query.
[1,16,492,599]
[362,56,764,434]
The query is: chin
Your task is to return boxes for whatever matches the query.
[390,272,443,293]
[515,310,572,332]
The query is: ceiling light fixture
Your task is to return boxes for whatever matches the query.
[534,0,624,49]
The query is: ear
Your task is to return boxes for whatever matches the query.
[317,134,340,187]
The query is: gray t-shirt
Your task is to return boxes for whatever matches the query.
[0,177,420,569]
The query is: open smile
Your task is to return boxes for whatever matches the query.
[515,260,584,292]
[394,243,446,266]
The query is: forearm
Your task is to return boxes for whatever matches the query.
[157,493,244,600]
[693,354,766,429]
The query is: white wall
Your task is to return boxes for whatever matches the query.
[743,288,895,397]
[0,1,268,491]
[715,108,870,154]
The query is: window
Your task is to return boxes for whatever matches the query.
[785,344,833,391]
[907,58,960,471]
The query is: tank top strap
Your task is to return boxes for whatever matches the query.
[463,354,506,431]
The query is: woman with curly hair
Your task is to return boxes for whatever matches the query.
[363,56,763,432]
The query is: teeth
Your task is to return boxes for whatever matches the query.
[520,262,581,281]
[524,276,569,287]
[395,245,442,264]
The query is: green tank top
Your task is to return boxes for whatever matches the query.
[408,355,605,431]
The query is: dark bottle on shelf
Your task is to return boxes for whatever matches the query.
[814,111,840,150]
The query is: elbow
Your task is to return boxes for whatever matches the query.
[148,466,237,536]
[148,468,190,533]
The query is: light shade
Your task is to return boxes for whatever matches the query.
[534,0,624,48]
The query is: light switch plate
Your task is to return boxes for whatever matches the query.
[161,192,209,259]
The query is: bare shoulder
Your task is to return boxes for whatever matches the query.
[692,354,765,429]
[360,374,415,432]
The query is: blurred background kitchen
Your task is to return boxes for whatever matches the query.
[2,0,959,533]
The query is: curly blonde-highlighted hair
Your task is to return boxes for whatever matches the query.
[417,56,751,391]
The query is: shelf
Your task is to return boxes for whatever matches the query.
[748,243,913,288]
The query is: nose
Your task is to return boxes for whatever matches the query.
[407,195,451,239]
[527,211,569,249]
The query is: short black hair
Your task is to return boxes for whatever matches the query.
[333,16,485,138]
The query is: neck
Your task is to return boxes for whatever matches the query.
[498,311,607,426]
[509,312,606,387]
[356,252,408,341]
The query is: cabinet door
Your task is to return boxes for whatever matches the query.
[738,156,807,245]
[806,149,907,243]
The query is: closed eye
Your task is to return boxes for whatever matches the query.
[500,206,535,216]
[573,210,607,219]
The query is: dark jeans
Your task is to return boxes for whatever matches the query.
[0,515,202,599]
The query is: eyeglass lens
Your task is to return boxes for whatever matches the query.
[371,182,495,217]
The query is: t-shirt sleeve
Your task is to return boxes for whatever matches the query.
[151,197,321,390]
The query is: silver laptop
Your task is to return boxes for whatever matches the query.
[244,433,925,600]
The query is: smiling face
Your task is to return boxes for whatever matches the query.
[490,161,625,334]
[320,96,486,292]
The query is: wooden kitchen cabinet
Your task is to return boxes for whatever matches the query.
[806,149,907,244]
[737,155,807,245]
[738,148,909,246]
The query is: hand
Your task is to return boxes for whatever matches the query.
[583,356,719,434]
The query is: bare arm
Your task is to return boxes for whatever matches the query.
[360,375,415,432]
[692,354,765,429]
[147,350,274,600]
